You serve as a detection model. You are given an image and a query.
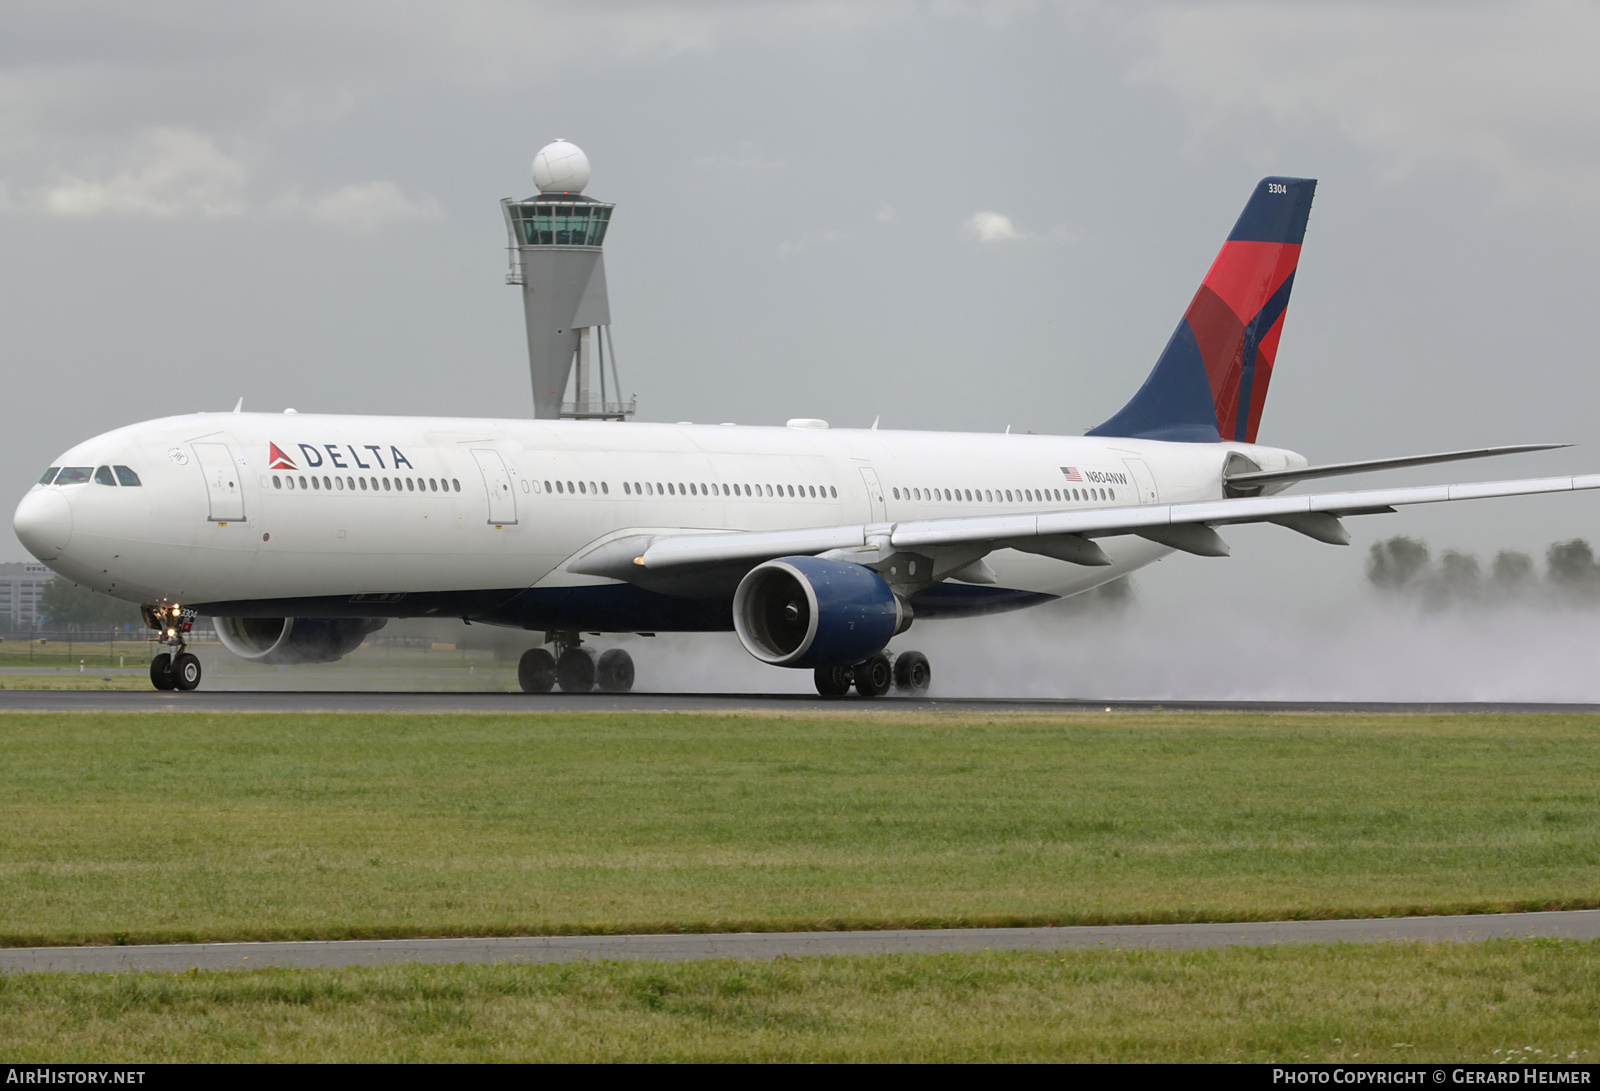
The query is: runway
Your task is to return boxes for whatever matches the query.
[4,910,1597,974]
[4,690,1600,714]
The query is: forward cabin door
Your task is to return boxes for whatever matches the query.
[191,442,245,522]
[471,448,518,526]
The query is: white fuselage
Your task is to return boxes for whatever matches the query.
[16,412,1305,627]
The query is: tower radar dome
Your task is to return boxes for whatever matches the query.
[532,139,591,194]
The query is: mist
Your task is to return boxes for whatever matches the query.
[907,597,1600,703]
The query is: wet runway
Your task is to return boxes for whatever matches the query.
[3,690,1600,714]
[5,910,1597,974]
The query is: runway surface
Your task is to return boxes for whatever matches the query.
[4,911,1597,974]
[4,690,1600,714]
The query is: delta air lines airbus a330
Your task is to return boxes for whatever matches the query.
[14,178,1598,695]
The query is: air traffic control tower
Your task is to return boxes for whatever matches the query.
[502,140,635,420]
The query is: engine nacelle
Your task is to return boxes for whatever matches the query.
[733,556,908,668]
[214,617,388,665]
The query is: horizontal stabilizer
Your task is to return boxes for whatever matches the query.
[1226,444,1569,491]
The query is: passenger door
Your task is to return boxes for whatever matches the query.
[471,448,518,526]
[192,442,245,522]
[858,466,887,522]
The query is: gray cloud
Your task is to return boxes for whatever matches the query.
[1127,0,1600,204]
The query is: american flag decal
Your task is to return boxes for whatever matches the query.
[1060,466,1083,482]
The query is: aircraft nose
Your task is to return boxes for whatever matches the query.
[13,488,73,562]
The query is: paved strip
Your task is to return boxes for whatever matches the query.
[5,911,1597,974]
[4,691,1600,714]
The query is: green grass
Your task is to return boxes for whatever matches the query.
[3,710,1600,946]
[0,638,154,670]
[3,941,1597,1062]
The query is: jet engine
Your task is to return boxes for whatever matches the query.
[732,556,909,668]
[214,617,388,665]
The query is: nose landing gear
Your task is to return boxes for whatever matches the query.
[812,649,932,698]
[143,603,202,692]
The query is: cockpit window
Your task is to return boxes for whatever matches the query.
[54,467,93,485]
[94,466,117,486]
[113,466,142,487]
[39,468,59,485]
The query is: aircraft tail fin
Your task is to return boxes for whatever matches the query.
[1088,176,1316,443]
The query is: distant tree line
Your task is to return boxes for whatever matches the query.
[1366,536,1600,607]
[30,579,143,631]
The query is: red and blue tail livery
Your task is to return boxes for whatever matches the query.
[1089,176,1316,444]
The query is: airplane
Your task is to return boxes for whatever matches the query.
[13,176,1599,696]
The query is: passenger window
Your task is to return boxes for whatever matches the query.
[39,468,59,485]
[335,477,344,491]
[829,486,836,498]
[273,475,282,489]
[312,477,321,490]
[381,478,390,491]
[601,482,609,495]
[579,481,587,495]
[287,477,296,490]
[453,479,461,492]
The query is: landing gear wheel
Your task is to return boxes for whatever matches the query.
[171,652,202,691]
[556,648,596,693]
[595,649,635,693]
[813,664,853,697]
[150,652,176,691]
[853,653,893,697]
[893,650,931,695]
[518,648,557,693]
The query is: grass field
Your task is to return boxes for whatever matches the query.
[2,941,1596,1062]
[3,710,1599,947]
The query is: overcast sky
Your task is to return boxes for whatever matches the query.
[5,0,1599,614]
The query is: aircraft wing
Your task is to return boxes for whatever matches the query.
[594,473,1600,578]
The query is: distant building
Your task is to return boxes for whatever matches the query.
[0,562,53,631]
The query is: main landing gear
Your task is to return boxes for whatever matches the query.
[519,631,635,694]
[813,649,931,698]
[144,603,202,692]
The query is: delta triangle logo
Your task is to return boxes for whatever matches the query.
[268,442,297,471]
